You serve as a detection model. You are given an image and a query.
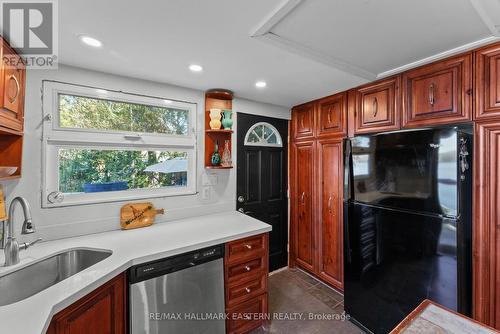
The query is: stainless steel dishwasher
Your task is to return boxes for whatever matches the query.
[129,245,226,334]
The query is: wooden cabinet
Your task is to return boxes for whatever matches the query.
[402,53,472,128]
[47,273,126,334]
[0,38,25,133]
[290,141,316,271]
[291,102,315,140]
[316,92,347,138]
[316,139,343,290]
[354,76,401,134]
[473,121,500,329]
[225,234,269,334]
[475,43,500,120]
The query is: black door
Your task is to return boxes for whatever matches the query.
[237,113,288,271]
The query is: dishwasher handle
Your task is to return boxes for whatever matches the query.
[129,244,224,284]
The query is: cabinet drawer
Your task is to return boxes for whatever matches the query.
[291,102,315,140]
[226,293,268,334]
[226,257,266,282]
[402,53,472,127]
[226,273,267,308]
[226,234,266,264]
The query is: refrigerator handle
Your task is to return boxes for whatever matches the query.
[343,139,353,264]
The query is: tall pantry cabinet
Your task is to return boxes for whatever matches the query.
[290,92,346,291]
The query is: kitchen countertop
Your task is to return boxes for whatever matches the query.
[390,300,499,334]
[0,211,271,334]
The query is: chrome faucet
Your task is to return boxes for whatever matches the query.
[3,197,42,266]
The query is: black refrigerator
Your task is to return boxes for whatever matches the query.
[343,126,472,334]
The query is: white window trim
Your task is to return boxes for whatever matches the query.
[41,81,198,208]
[244,122,283,147]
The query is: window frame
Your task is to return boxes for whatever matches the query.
[244,122,283,147]
[41,81,198,208]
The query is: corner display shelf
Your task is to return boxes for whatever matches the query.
[205,89,234,169]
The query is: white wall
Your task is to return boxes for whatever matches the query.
[0,65,290,242]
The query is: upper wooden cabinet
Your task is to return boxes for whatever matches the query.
[0,38,25,133]
[47,273,126,334]
[354,76,401,134]
[402,53,472,128]
[475,43,500,120]
[316,92,347,138]
[291,102,315,140]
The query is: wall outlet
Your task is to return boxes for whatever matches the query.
[201,186,211,200]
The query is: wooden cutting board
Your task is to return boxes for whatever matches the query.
[0,185,6,221]
[120,202,164,230]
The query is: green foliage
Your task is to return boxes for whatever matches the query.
[57,94,189,193]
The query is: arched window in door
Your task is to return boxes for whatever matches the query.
[244,122,283,147]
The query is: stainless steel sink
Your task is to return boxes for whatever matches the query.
[0,248,112,306]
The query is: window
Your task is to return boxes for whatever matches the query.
[244,122,282,147]
[42,81,197,207]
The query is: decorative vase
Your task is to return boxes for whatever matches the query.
[221,109,233,130]
[211,140,221,166]
[209,108,222,130]
[221,140,232,167]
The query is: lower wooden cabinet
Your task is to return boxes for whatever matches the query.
[224,233,269,334]
[473,121,500,329]
[290,140,316,272]
[316,139,344,290]
[47,273,126,334]
[290,137,344,291]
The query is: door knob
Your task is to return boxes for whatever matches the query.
[237,196,245,203]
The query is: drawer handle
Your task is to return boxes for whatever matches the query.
[245,244,252,250]
[429,83,435,106]
[327,196,332,211]
[245,265,251,271]
[372,97,378,117]
[301,192,305,204]
[245,287,251,293]
[8,75,20,104]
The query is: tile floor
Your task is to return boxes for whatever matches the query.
[251,268,364,334]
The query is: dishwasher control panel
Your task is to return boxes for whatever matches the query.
[128,244,224,283]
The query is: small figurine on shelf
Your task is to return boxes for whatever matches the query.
[211,140,221,166]
[221,140,232,167]
[209,108,222,130]
[221,109,233,130]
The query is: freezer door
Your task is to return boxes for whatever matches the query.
[344,204,459,334]
[130,258,225,334]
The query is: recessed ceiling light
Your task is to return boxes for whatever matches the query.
[189,64,203,72]
[164,99,173,104]
[79,35,103,48]
[255,81,267,88]
[96,89,108,94]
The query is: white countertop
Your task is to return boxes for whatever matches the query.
[0,211,271,334]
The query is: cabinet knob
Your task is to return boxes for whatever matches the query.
[245,244,252,250]
[245,265,251,271]
[245,287,251,293]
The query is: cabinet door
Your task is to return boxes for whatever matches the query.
[47,273,126,334]
[473,121,500,329]
[316,92,347,138]
[0,39,25,132]
[475,43,500,120]
[291,102,315,140]
[291,141,315,271]
[402,53,472,128]
[355,76,401,134]
[317,139,343,290]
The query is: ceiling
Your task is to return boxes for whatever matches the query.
[58,0,500,108]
